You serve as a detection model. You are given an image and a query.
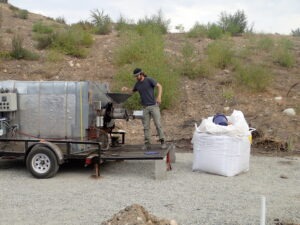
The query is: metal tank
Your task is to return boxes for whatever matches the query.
[0,80,110,141]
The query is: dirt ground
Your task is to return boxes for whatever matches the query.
[0,3,300,224]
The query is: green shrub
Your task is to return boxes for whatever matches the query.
[175,24,185,33]
[222,87,234,101]
[234,63,272,91]
[187,23,208,38]
[207,23,223,39]
[0,51,11,59]
[32,22,55,49]
[32,21,54,34]
[136,10,170,35]
[46,49,63,62]
[178,41,213,79]
[52,27,93,58]
[291,28,300,36]
[256,36,274,51]
[55,16,66,24]
[9,5,18,11]
[273,38,295,68]
[73,20,95,32]
[113,28,178,110]
[278,38,294,50]
[218,10,248,35]
[15,9,28,19]
[273,47,295,68]
[34,33,55,49]
[33,23,93,57]
[180,41,197,78]
[90,9,112,35]
[196,60,215,78]
[207,40,234,69]
[10,35,39,60]
[115,15,135,31]
[114,29,165,66]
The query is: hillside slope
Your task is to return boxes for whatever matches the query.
[0,3,299,153]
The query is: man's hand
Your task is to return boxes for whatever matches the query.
[121,86,129,92]
[156,96,162,104]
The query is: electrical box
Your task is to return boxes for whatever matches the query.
[0,93,17,111]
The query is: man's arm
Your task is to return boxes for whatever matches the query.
[156,82,162,104]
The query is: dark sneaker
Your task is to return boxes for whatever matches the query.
[142,143,151,150]
[161,140,167,149]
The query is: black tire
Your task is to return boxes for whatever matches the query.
[26,146,59,179]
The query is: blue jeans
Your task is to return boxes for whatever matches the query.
[142,104,165,144]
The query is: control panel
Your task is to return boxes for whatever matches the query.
[0,93,17,111]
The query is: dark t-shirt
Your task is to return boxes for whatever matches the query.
[133,77,157,106]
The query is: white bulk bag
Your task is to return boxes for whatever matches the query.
[192,110,251,177]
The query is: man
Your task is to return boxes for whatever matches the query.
[122,68,167,150]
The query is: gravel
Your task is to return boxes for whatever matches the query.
[0,153,300,225]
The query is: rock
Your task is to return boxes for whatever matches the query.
[223,69,230,74]
[280,174,288,179]
[274,96,282,101]
[76,63,81,68]
[3,69,7,73]
[68,60,74,67]
[224,106,230,112]
[170,220,178,225]
[283,108,296,116]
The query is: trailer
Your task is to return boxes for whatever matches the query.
[0,80,172,178]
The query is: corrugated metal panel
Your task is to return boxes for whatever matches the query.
[0,80,110,140]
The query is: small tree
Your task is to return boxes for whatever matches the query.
[218,10,248,36]
[90,9,112,35]
[291,28,300,37]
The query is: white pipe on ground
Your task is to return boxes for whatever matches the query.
[260,195,266,225]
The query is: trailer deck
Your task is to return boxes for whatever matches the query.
[101,144,170,160]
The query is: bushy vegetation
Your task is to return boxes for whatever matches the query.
[10,5,28,19]
[136,10,170,35]
[55,16,66,24]
[90,9,112,35]
[256,36,275,51]
[291,28,300,36]
[10,34,39,60]
[187,10,249,39]
[207,23,223,39]
[234,63,272,91]
[187,23,208,38]
[113,27,178,109]
[273,46,295,68]
[206,40,234,69]
[72,20,95,32]
[33,22,93,58]
[177,41,213,79]
[218,10,248,35]
[32,21,54,34]
[115,15,135,32]
[187,22,224,39]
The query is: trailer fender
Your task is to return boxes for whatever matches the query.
[29,142,64,165]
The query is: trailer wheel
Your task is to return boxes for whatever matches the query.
[26,147,59,179]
